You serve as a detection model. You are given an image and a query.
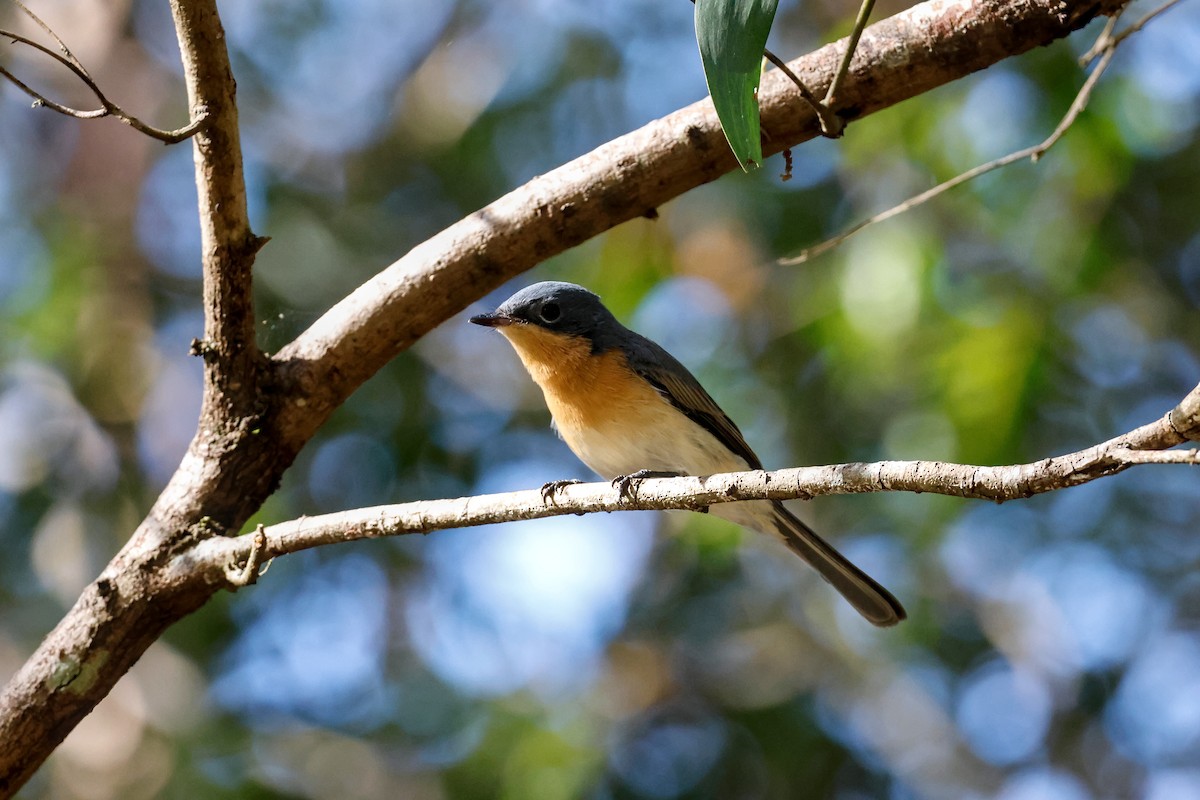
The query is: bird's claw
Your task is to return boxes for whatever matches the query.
[540,479,583,503]
[612,470,683,502]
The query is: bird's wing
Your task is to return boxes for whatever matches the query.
[620,335,764,471]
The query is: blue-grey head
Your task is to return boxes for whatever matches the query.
[469,281,623,347]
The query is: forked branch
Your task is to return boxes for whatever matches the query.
[0,1,204,143]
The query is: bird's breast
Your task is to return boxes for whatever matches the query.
[499,325,746,478]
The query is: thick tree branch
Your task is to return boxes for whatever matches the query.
[272,0,1130,449]
[186,382,1200,575]
[169,0,263,396]
[0,0,1134,794]
[133,0,278,548]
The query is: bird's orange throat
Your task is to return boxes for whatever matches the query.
[498,324,663,434]
[497,324,595,387]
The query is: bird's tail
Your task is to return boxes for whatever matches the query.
[712,499,906,626]
[767,501,906,626]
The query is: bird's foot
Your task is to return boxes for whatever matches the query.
[612,470,684,502]
[540,479,584,503]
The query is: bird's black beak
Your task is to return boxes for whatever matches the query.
[469,311,515,328]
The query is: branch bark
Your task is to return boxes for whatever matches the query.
[170,0,262,397]
[0,0,1133,794]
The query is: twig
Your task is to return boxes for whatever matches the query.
[10,0,74,65]
[1082,0,1184,63]
[780,0,1171,266]
[688,0,848,138]
[823,0,876,110]
[1077,11,1121,65]
[768,0,877,138]
[0,3,203,144]
[762,48,844,138]
[224,525,271,588]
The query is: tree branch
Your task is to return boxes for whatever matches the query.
[185,382,1200,575]
[169,0,263,399]
[781,38,1118,264]
[271,0,1129,450]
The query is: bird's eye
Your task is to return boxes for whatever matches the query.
[539,302,561,323]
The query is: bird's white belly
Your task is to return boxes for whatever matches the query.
[559,399,750,480]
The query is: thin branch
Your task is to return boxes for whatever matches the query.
[0,4,204,144]
[0,64,106,117]
[762,48,844,138]
[189,382,1200,577]
[822,0,875,110]
[1078,11,1121,65]
[688,0,845,138]
[11,0,83,70]
[1083,0,1184,63]
[779,0,1180,266]
[224,525,270,587]
[768,0,878,139]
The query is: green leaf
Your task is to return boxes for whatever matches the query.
[695,0,779,172]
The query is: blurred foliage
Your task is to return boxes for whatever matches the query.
[2,0,1200,798]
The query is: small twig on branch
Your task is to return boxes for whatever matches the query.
[0,2,203,143]
[765,0,877,138]
[190,383,1200,577]
[11,0,76,64]
[822,0,875,110]
[1081,0,1184,63]
[761,48,845,138]
[780,0,1179,266]
[224,525,271,588]
[1077,11,1121,65]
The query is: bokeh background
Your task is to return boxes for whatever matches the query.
[2,0,1200,797]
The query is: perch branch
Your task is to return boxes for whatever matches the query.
[187,382,1200,577]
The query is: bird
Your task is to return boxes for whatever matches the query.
[470,281,905,627]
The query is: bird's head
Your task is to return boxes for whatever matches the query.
[469,281,624,379]
[469,281,617,341]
